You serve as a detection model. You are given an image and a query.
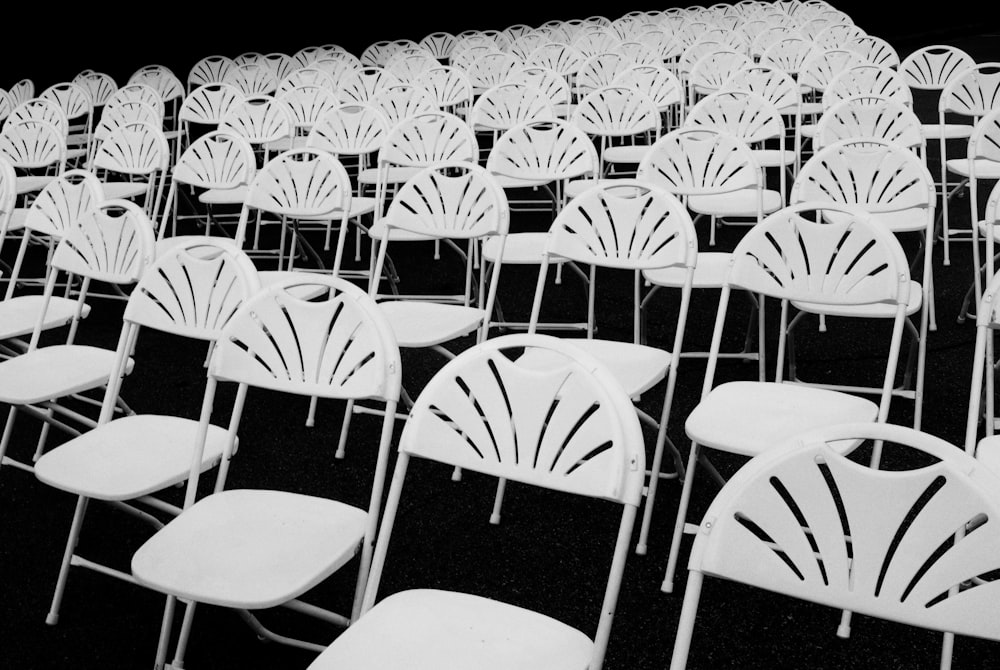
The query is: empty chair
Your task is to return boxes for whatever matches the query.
[304,333,646,670]
[671,422,1000,669]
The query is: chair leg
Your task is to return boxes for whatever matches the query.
[669,570,704,670]
[46,495,90,625]
[490,477,507,525]
[306,396,319,428]
[0,405,18,468]
[662,441,702,593]
[154,596,178,670]
[335,400,355,460]
[169,601,199,670]
[33,408,54,461]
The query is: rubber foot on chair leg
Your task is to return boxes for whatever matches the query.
[305,419,315,428]
[837,623,851,639]
[661,579,674,594]
[490,513,501,525]
[451,470,462,482]
[335,450,345,459]
[45,612,59,626]
[635,543,647,556]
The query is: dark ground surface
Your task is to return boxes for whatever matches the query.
[2,26,1000,670]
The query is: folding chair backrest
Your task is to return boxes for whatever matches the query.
[220,95,295,146]
[306,103,390,157]
[486,119,599,182]
[684,90,784,144]
[638,127,763,197]
[187,55,237,91]
[0,119,66,170]
[377,111,478,167]
[91,121,170,175]
[689,422,1000,641]
[171,129,257,189]
[470,83,556,131]
[179,83,245,126]
[572,85,661,137]
[813,96,925,151]
[50,199,155,285]
[19,169,104,239]
[209,275,401,402]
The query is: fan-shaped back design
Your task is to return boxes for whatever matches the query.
[383,162,509,239]
[400,333,645,504]
[678,40,727,77]
[692,422,1000,642]
[419,31,456,60]
[576,53,631,97]
[293,46,326,68]
[792,138,935,213]
[223,64,278,96]
[359,42,393,69]
[92,121,170,175]
[940,63,1000,117]
[40,83,92,124]
[824,64,912,110]
[179,83,244,125]
[543,180,697,271]
[487,119,599,181]
[449,45,500,73]
[261,52,296,82]
[799,48,864,93]
[369,84,437,128]
[278,67,337,95]
[235,52,264,67]
[415,67,472,109]
[722,64,800,110]
[727,201,910,306]
[613,65,683,111]
[7,98,69,137]
[750,26,797,59]
[387,53,440,84]
[124,238,261,340]
[73,71,118,108]
[9,78,34,107]
[573,29,622,58]
[129,65,184,103]
[187,55,236,90]
[277,85,341,132]
[684,90,784,144]
[307,103,390,156]
[528,42,586,76]
[378,111,478,167]
[20,169,103,239]
[689,50,754,94]
[814,23,866,51]
[507,66,571,108]
[615,41,660,66]
[242,148,351,222]
[814,96,924,151]
[467,53,522,92]
[509,33,550,62]
[968,108,1000,164]
[0,120,66,169]
[172,130,256,189]
[106,84,164,119]
[338,68,401,104]
[210,275,401,402]
[51,199,155,284]
[221,95,294,145]
[470,83,555,132]
[847,36,900,69]
[0,89,12,125]
[638,128,762,196]
[900,45,975,91]
[572,85,660,137]
[0,155,16,219]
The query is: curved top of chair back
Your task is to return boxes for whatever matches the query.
[306,103,390,156]
[209,274,401,402]
[638,127,763,197]
[846,35,900,69]
[467,52,523,92]
[106,83,164,119]
[612,64,683,110]
[727,201,911,306]
[814,96,925,151]
[0,154,15,220]
[722,64,800,111]
[400,333,645,505]
[507,66,571,107]
[799,48,864,92]
[124,237,261,340]
[0,119,66,170]
[278,67,338,95]
[241,148,352,226]
[73,70,119,107]
[968,107,1000,164]
[378,111,478,167]
[337,67,401,105]
[419,31,456,59]
[187,54,237,91]
[221,94,294,145]
[387,53,440,84]
[51,199,155,284]
[900,45,976,91]
[8,78,34,107]
[223,63,279,96]
[823,64,912,110]
[6,98,69,136]
[20,169,104,239]
[940,63,1000,117]
[684,90,785,143]
[759,36,817,76]
[172,129,256,189]
[527,42,586,76]
[128,65,184,102]
[415,66,472,108]
[689,421,1000,643]
[792,137,935,215]
[543,179,697,272]
[382,161,509,239]
[572,85,660,137]
[277,85,341,131]
[179,83,245,125]
[470,82,556,132]
[92,121,170,174]
[575,52,631,97]
[690,49,754,92]
[369,84,438,128]
[40,82,93,121]
[487,118,599,181]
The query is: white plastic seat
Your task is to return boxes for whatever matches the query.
[305,333,646,670]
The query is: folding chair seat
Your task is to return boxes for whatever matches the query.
[0,200,155,475]
[130,274,402,670]
[670,422,1000,669]
[34,238,260,626]
[662,201,914,594]
[305,333,645,670]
